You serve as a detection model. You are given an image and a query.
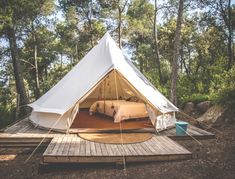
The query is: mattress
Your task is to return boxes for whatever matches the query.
[89,100,148,123]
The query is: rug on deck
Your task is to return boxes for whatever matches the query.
[71,110,153,130]
[78,133,153,144]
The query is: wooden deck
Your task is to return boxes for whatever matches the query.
[0,118,216,164]
[160,125,215,140]
[42,135,192,164]
[0,118,214,147]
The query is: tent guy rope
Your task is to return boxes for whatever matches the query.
[24,113,64,163]
[178,110,223,134]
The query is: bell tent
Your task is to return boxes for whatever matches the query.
[28,32,178,132]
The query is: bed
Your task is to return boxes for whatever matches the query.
[89,100,148,123]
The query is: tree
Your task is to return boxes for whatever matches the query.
[99,0,129,48]
[22,26,57,98]
[170,0,184,105]
[0,0,55,113]
[153,0,163,84]
[197,0,234,70]
[59,0,106,53]
[0,0,29,110]
[127,0,155,73]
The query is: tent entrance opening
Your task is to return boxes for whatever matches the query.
[70,109,153,130]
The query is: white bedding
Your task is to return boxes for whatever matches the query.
[89,100,148,123]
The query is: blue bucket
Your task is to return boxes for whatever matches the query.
[175,121,188,135]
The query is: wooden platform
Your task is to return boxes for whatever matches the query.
[160,125,215,140]
[0,118,216,164]
[0,118,214,147]
[42,135,192,164]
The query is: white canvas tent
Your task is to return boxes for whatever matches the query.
[28,32,178,132]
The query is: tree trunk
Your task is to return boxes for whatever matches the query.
[44,66,48,80]
[87,3,94,48]
[34,43,40,99]
[139,57,143,73]
[118,5,122,48]
[227,0,233,70]
[153,0,163,84]
[60,53,63,78]
[31,23,40,99]
[170,0,184,105]
[7,26,29,107]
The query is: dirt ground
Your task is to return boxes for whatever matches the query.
[0,122,234,179]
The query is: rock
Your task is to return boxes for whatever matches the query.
[196,101,211,113]
[197,105,225,125]
[184,102,195,114]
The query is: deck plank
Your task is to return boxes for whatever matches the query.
[188,125,213,135]
[131,143,144,155]
[158,136,179,154]
[50,136,63,156]
[56,136,67,155]
[151,136,172,154]
[109,144,121,156]
[116,144,126,155]
[44,137,59,155]
[43,135,192,163]
[133,143,148,155]
[158,136,181,154]
[68,136,77,156]
[142,140,156,154]
[125,144,137,156]
[104,143,114,156]
[85,140,91,156]
[121,144,132,156]
[100,143,109,156]
[90,141,96,156]
[79,138,86,156]
[74,137,81,156]
[94,142,102,156]
[161,135,191,154]
[62,135,73,156]
[146,137,164,154]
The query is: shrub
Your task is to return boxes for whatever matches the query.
[0,106,16,129]
[180,93,209,105]
[216,88,235,107]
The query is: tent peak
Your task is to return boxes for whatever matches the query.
[100,31,112,41]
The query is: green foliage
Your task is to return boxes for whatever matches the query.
[180,93,210,105]
[0,106,16,129]
[0,78,16,128]
[217,88,235,107]
[215,66,235,107]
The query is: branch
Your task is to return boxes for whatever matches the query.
[121,0,129,13]
[219,0,229,27]
[20,58,35,68]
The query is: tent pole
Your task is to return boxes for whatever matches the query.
[104,78,106,113]
[117,73,125,98]
[114,69,126,172]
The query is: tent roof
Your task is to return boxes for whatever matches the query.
[29,32,178,114]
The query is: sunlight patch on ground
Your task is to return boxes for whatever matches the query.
[0,155,17,161]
